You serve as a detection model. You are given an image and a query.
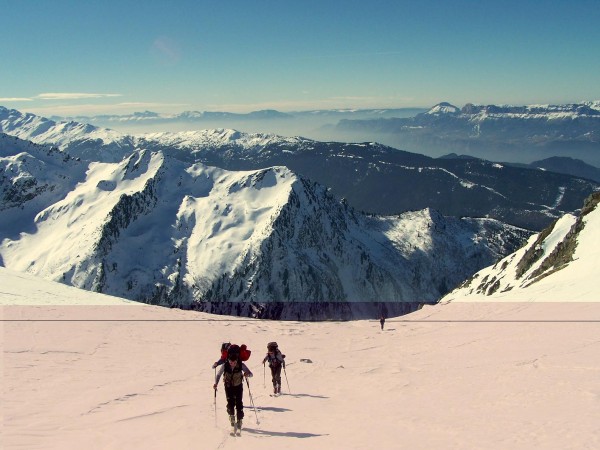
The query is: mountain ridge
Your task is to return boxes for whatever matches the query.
[1,138,530,319]
[2,106,599,231]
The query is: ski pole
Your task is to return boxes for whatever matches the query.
[245,376,260,425]
[214,368,218,426]
[283,365,291,394]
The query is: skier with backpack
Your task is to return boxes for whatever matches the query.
[213,345,253,434]
[262,342,285,395]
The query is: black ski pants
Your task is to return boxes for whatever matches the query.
[270,365,282,387]
[225,384,244,420]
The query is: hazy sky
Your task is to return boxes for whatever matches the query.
[2,0,599,116]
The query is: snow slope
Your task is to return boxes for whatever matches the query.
[2,266,599,450]
[0,266,137,305]
[443,192,600,302]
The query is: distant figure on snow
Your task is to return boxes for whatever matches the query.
[213,351,253,429]
[262,341,285,395]
[380,316,385,330]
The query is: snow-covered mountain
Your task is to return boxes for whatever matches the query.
[0,106,135,162]
[442,191,600,301]
[426,102,461,115]
[431,101,600,119]
[137,131,598,230]
[335,101,600,166]
[0,134,88,245]
[2,106,598,230]
[0,137,530,319]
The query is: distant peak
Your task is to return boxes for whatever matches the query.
[426,102,460,115]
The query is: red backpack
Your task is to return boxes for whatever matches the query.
[221,343,251,361]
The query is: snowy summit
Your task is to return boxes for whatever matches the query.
[425,102,461,115]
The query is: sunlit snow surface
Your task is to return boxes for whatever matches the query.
[1,265,599,449]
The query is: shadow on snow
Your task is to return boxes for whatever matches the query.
[243,428,327,439]
[257,406,292,413]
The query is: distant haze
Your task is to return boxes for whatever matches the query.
[52,108,427,148]
[49,101,600,167]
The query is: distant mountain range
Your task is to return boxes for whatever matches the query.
[35,101,600,169]
[50,107,427,126]
[1,106,598,231]
[335,101,600,167]
[0,134,530,319]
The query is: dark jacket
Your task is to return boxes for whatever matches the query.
[262,351,285,368]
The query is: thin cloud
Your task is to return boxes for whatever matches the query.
[151,36,182,65]
[0,97,33,102]
[37,93,122,100]
[26,101,189,117]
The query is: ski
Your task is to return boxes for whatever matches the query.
[229,423,242,436]
[229,416,238,437]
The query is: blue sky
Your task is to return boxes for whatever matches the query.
[2,0,599,116]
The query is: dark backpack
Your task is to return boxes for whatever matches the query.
[227,343,251,361]
[267,341,285,359]
[267,341,278,352]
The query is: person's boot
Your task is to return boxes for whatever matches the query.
[229,415,235,426]
[237,418,243,430]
